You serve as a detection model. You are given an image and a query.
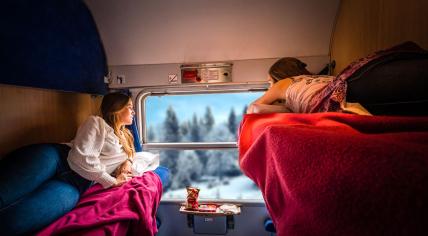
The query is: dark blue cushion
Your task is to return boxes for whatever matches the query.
[0,0,107,95]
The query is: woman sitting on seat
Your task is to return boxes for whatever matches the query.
[0,92,169,236]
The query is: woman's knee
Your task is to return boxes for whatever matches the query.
[0,144,67,208]
[153,166,170,187]
[0,179,80,236]
[2,144,64,172]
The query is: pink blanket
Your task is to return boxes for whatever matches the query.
[239,113,428,236]
[37,171,162,236]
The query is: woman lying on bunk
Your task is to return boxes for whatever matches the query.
[247,57,370,115]
[0,92,169,236]
[247,41,428,116]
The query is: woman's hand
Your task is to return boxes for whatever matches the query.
[119,159,133,175]
[248,79,292,112]
[246,103,256,114]
[114,172,133,187]
[112,159,134,187]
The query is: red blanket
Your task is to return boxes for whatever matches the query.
[37,172,162,236]
[239,113,428,236]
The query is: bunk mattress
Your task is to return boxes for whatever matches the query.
[238,113,428,236]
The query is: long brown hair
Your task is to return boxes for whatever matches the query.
[101,92,135,158]
[269,57,311,83]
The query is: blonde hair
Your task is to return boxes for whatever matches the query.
[101,92,135,158]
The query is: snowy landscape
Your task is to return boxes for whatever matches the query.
[163,175,263,200]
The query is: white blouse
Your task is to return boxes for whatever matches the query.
[67,116,159,188]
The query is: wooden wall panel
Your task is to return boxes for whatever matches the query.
[0,84,102,157]
[331,0,428,74]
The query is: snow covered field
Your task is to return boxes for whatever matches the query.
[163,175,263,200]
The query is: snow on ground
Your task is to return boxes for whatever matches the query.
[163,175,263,200]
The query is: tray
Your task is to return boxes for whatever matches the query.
[179,203,241,216]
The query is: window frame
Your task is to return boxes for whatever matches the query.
[135,82,268,150]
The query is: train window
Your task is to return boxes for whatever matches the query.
[136,84,266,200]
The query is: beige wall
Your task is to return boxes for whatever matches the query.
[331,0,428,74]
[0,84,101,157]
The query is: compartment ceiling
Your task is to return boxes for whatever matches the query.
[85,0,340,66]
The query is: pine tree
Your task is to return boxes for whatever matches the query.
[190,113,209,166]
[206,150,240,180]
[148,125,156,142]
[164,106,180,142]
[162,106,180,187]
[170,151,203,189]
[180,121,190,136]
[190,113,200,142]
[242,105,248,116]
[227,108,237,135]
[203,106,215,133]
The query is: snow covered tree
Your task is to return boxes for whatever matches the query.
[242,105,248,116]
[206,151,223,176]
[162,106,180,188]
[171,151,203,189]
[205,123,235,142]
[164,106,180,142]
[190,113,201,142]
[180,120,191,141]
[206,150,240,179]
[227,108,237,136]
[180,120,189,136]
[202,106,215,133]
[222,150,241,176]
[189,113,208,165]
[147,125,156,142]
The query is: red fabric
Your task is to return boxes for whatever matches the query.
[37,172,162,236]
[239,113,428,236]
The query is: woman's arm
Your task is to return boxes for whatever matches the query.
[247,103,293,114]
[67,116,122,188]
[247,79,293,113]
